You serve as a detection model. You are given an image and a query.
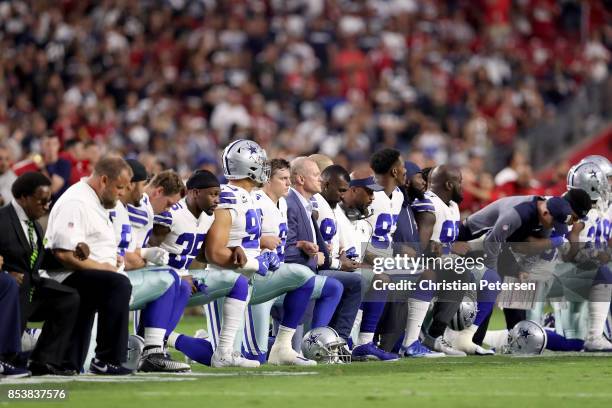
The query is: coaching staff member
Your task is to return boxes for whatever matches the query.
[45,156,133,375]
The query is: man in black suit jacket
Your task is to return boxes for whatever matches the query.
[0,172,80,376]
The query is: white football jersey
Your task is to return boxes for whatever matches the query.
[109,202,136,257]
[253,191,288,261]
[216,184,262,259]
[336,207,371,262]
[127,193,155,248]
[423,190,461,252]
[156,198,213,271]
[365,188,403,249]
[313,193,341,258]
[579,203,609,247]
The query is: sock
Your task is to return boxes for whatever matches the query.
[274,325,296,349]
[588,285,612,338]
[166,279,192,336]
[474,268,501,326]
[357,332,374,345]
[217,297,247,353]
[141,285,176,340]
[312,277,343,328]
[357,301,385,345]
[167,332,181,348]
[402,298,430,347]
[545,329,584,351]
[144,328,166,349]
[281,277,315,329]
[228,275,249,301]
[483,329,509,350]
[173,334,214,366]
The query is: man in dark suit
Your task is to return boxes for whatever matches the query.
[285,157,362,344]
[0,172,80,376]
[0,256,31,378]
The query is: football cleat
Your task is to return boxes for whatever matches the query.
[211,350,260,368]
[90,358,134,375]
[269,345,317,366]
[351,342,400,362]
[0,360,31,378]
[400,340,445,358]
[583,335,612,352]
[424,335,467,356]
[474,345,495,355]
[138,347,191,372]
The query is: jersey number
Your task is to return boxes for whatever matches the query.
[242,209,262,249]
[168,232,206,269]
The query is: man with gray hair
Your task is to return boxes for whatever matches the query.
[285,157,362,347]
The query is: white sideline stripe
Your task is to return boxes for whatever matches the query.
[0,371,318,385]
[133,390,612,399]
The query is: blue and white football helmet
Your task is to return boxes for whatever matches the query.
[222,139,270,184]
[302,327,351,364]
[449,296,478,331]
[567,161,609,204]
[580,155,612,178]
[504,320,547,355]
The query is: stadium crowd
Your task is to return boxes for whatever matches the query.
[0,0,611,379]
[0,1,610,188]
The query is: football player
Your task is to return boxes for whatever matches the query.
[317,164,398,361]
[108,159,190,372]
[453,190,580,354]
[408,165,469,356]
[127,170,184,249]
[149,169,257,368]
[241,159,343,363]
[207,143,323,366]
[553,161,612,350]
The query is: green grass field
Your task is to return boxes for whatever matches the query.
[2,313,612,408]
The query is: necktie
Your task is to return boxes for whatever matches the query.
[27,220,38,269]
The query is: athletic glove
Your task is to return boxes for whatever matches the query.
[266,251,281,271]
[141,247,170,266]
[255,253,271,276]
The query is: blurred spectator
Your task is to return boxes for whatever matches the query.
[494,164,544,197]
[0,0,608,181]
[494,150,528,186]
[40,135,72,201]
[0,145,16,206]
[460,150,495,216]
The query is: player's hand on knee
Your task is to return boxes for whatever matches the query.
[266,251,281,271]
[141,247,170,266]
[255,253,272,276]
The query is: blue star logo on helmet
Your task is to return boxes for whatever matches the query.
[304,332,321,347]
[519,328,532,339]
[247,144,258,155]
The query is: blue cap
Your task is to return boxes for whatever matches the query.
[405,161,422,178]
[546,197,574,234]
[349,176,384,192]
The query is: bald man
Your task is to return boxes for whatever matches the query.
[409,165,482,355]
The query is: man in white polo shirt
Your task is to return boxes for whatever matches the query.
[45,155,133,375]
